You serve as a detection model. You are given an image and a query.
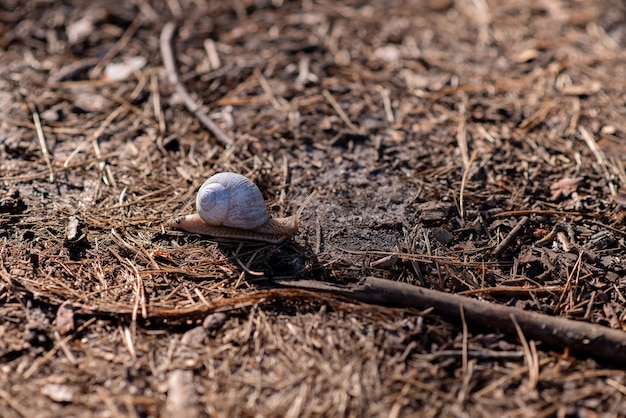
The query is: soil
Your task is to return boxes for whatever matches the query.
[2,0,626,416]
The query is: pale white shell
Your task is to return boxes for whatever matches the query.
[196,172,270,229]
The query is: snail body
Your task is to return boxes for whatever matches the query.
[169,172,298,244]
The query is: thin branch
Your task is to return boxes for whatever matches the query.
[27,101,54,182]
[322,89,363,134]
[23,317,97,378]
[460,305,468,375]
[0,388,29,417]
[580,126,616,195]
[510,314,539,389]
[64,103,127,168]
[459,149,477,219]
[159,22,235,147]
[457,112,469,167]
[275,276,626,364]
[89,15,143,79]
[491,215,529,257]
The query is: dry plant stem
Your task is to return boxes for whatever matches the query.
[23,317,97,379]
[459,149,477,219]
[492,216,529,257]
[457,114,469,167]
[511,314,539,389]
[89,16,142,79]
[27,101,54,182]
[160,22,234,147]
[494,209,581,217]
[460,305,468,376]
[322,89,363,134]
[579,126,616,195]
[0,388,29,417]
[64,104,128,167]
[459,285,564,297]
[275,277,626,364]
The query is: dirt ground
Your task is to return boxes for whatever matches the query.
[2,0,626,416]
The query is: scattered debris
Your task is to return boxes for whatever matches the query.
[550,176,583,201]
[54,303,75,335]
[103,56,147,81]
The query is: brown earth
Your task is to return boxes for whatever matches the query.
[2,0,626,416]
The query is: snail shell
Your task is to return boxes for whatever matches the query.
[196,172,269,228]
[169,172,298,244]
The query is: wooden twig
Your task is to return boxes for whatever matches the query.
[64,103,127,168]
[274,276,626,364]
[491,215,529,257]
[204,39,221,70]
[580,126,616,195]
[89,15,143,79]
[459,284,563,297]
[322,89,363,134]
[23,317,97,378]
[511,314,539,389]
[0,388,29,417]
[378,86,394,123]
[27,101,54,182]
[493,209,581,218]
[159,22,234,147]
[459,149,477,219]
[457,112,469,167]
[460,305,468,376]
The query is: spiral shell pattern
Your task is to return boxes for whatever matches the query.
[196,172,270,229]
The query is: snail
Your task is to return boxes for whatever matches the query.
[168,172,298,244]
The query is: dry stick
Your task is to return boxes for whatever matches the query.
[460,305,468,376]
[457,115,469,167]
[607,379,626,396]
[459,149,478,219]
[95,386,125,418]
[459,284,564,297]
[127,258,147,320]
[322,89,363,134]
[510,314,539,389]
[378,86,394,123]
[151,74,166,135]
[274,277,626,364]
[27,101,54,182]
[580,126,616,195]
[64,104,128,167]
[515,101,556,134]
[474,357,553,398]
[89,16,143,79]
[491,215,530,257]
[159,23,234,147]
[204,39,221,70]
[0,389,28,417]
[494,209,580,218]
[49,57,101,83]
[23,317,97,378]
[256,68,283,110]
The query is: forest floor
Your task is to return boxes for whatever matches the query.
[2,0,626,416]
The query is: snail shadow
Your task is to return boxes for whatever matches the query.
[213,239,330,283]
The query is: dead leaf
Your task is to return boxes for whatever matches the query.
[103,56,147,81]
[550,176,583,200]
